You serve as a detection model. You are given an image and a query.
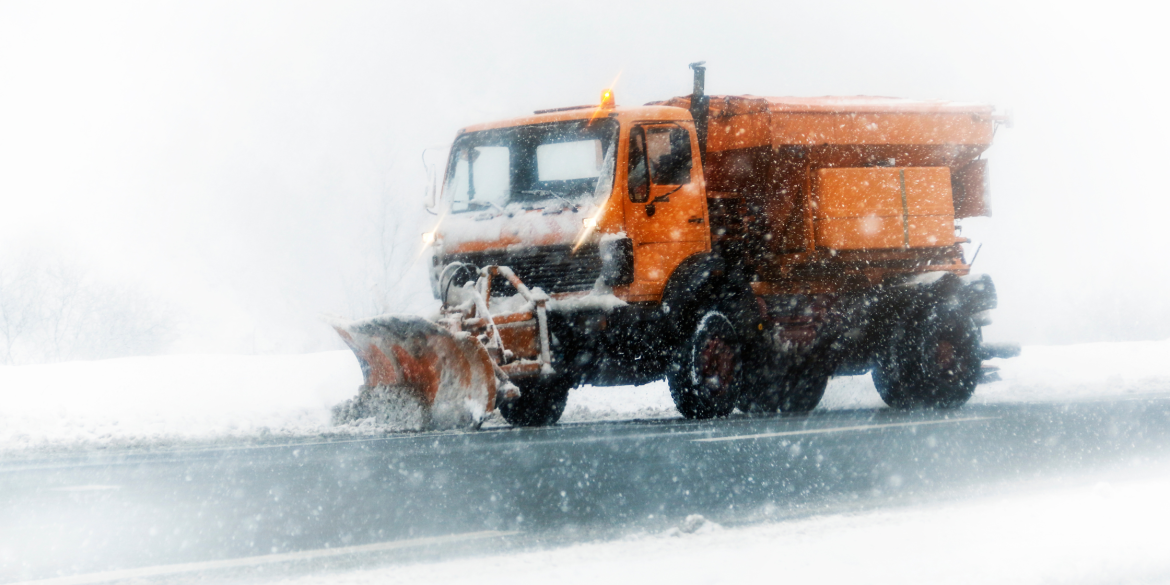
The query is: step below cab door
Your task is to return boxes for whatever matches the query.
[622,121,711,300]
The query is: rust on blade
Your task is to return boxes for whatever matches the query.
[333,315,497,428]
[388,344,441,402]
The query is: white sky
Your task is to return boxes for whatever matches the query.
[2,0,1168,353]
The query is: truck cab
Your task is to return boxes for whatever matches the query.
[430,102,712,305]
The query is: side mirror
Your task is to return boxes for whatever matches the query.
[422,146,448,213]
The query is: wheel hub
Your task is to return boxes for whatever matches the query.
[698,336,737,397]
[936,339,958,377]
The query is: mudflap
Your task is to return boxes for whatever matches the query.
[333,314,498,430]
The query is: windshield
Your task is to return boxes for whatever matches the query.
[444,118,619,213]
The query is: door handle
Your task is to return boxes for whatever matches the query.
[687,217,704,224]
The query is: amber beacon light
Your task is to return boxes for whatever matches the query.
[600,89,615,108]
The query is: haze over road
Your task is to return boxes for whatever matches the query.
[4,394,1170,584]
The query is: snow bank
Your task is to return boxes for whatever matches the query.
[560,381,678,423]
[2,339,1169,452]
[271,466,1170,585]
[0,352,363,452]
[975,340,1170,403]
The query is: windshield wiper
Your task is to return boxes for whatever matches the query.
[467,200,505,215]
[520,190,578,211]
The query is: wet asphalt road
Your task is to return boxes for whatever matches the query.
[3,393,1170,584]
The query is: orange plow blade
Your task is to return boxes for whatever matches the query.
[333,315,498,430]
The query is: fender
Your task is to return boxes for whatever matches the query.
[659,252,760,339]
[957,273,998,315]
[899,272,998,317]
[660,252,724,327]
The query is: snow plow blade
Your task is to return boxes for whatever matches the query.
[333,315,498,430]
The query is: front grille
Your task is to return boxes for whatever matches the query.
[448,244,602,294]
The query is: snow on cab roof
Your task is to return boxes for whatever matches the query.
[458,105,688,135]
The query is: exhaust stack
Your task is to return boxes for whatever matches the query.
[689,61,710,163]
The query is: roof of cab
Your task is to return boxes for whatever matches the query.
[458,104,690,135]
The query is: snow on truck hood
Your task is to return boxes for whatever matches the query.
[438,200,600,254]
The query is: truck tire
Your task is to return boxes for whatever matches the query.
[873,308,981,409]
[498,375,573,427]
[668,310,744,419]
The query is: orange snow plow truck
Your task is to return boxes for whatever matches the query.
[334,63,1017,429]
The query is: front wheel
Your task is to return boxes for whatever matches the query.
[498,375,573,427]
[873,309,982,409]
[668,310,744,419]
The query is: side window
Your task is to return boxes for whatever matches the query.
[627,126,649,203]
[468,146,511,206]
[448,145,510,212]
[645,126,692,186]
[449,156,471,212]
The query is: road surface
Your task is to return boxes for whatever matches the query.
[3,394,1170,584]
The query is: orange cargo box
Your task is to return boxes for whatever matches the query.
[814,167,954,250]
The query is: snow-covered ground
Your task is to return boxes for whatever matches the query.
[4,340,1170,584]
[1,339,1168,452]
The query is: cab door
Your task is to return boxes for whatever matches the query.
[623,122,711,299]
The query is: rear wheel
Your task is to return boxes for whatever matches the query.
[498,375,573,427]
[873,308,981,409]
[668,310,744,419]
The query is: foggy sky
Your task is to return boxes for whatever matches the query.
[2,0,1168,355]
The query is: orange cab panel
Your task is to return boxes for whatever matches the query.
[628,240,710,300]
